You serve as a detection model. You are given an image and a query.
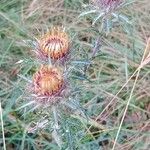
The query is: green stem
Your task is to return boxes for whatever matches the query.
[52,106,62,148]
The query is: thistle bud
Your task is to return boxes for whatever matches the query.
[36,27,69,62]
[32,65,66,104]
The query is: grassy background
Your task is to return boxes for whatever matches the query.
[0,0,150,149]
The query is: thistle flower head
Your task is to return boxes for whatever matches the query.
[36,26,69,61]
[31,65,67,104]
[92,0,122,12]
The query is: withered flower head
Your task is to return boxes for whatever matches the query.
[33,65,63,95]
[32,65,65,104]
[37,27,69,61]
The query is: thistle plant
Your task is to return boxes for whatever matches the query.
[79,0,132,34]
[19,26,89,148]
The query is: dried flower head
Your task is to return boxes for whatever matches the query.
[32,65,66,104]
[33,65,63,95]
[36,27,69,61]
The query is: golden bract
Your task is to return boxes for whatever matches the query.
[39,27,69,60]
[33,65,64,96]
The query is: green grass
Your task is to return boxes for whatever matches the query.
[0,0,150,149]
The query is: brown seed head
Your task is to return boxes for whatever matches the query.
[33,65,64,96]
[39,27,69,60]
